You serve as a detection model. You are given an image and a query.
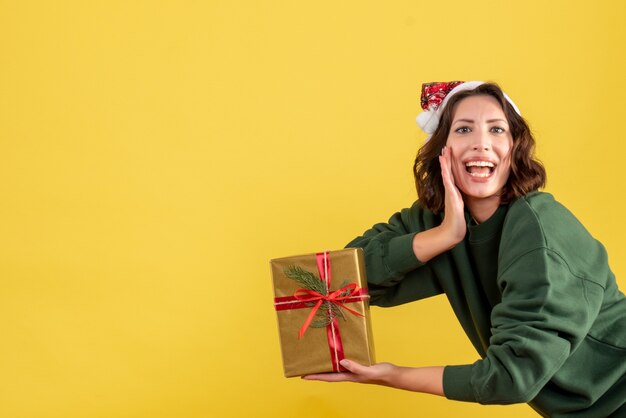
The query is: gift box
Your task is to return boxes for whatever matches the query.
[270,248,375,377]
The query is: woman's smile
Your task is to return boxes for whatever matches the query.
[464,159,496,178]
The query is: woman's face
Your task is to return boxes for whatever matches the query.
[446,95,513,204]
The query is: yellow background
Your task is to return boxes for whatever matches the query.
[1,1,624,417]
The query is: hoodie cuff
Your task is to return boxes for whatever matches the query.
[443,365,477,402]
[386,232,423,273]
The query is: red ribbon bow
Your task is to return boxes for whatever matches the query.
[293,283,365,339]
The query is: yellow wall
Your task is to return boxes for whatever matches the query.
[1,1,624,417]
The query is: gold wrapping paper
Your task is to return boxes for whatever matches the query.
[270,248,375,377]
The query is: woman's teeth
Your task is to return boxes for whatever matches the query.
[465,161,495,177]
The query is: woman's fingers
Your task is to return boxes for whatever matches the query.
[302,360,396,385]
[339,359,360,373]
[439,149,453,194]
[440,146,456,187]
[302,360,362,382]
[301,372,357,382]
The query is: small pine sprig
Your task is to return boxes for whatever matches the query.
[284,266,327,294]
[310,302,346,328]
[284,266,353,329]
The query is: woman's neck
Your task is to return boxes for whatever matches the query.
[465,195,501,224]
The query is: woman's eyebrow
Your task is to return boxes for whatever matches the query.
[452,118,474,124]
[452,118,508,125]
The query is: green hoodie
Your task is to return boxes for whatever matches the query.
[348,192,626,417]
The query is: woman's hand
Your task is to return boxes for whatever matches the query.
[411,146,466,262]
[303,359,444,396]
[439,146,466,244]
[303,360,397,386]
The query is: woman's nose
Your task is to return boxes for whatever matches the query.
[472,131,491,151]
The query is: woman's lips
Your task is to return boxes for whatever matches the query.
[465,160,495,178]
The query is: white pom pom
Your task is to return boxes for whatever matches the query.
[416,110,439,135]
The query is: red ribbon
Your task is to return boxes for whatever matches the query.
[273,251,369,372]
[293,283,365,339]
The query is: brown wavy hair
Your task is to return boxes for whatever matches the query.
[413,82,546,213]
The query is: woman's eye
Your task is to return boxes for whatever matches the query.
[491,127,505,134]
[455,127,471,134]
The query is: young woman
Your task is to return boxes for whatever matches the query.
[304,82,626,417]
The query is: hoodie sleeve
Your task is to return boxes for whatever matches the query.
[443,247,604,404]
[346,202,444,306]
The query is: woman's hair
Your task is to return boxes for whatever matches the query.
[413,82,546,212]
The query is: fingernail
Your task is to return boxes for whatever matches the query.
[339,359,350,367]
